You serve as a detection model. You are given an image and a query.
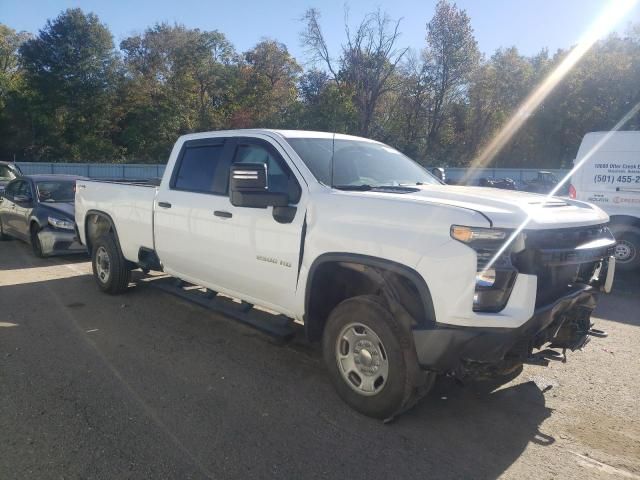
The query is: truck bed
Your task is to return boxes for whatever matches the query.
[75,179,157,261]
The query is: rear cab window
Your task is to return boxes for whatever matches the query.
[171,140,229,194]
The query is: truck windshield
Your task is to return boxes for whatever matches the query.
[36,181,76,203]
[286,137,442,189]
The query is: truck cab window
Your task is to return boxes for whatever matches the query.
[234,143,301,202]
[174,144,225,193]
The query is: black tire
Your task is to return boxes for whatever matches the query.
[322,294,433,419]
[30,223,45,258]
[611,226,640,272]
[91,234,131,294]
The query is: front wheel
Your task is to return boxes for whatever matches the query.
[30,224,45,258]
[91,234,131,294]
[611,227,640,272]
[322,295,433,419]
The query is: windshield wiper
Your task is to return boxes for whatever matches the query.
[333,184,373,191]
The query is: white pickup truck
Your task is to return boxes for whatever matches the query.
[76,129,616,418]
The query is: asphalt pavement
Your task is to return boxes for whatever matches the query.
[1,239,639,479]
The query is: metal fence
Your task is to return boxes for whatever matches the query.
[15,162,570,185]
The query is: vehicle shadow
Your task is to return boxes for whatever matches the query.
[389,377,553,478]
[0,239,88,271]
[593,270,640,327]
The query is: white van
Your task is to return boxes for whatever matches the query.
[570,131,640,271]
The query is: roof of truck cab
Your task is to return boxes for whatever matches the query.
[178,129,379,143]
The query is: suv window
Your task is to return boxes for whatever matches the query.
[173,144,226,194]
[17,181,32,198]
[233,143,301,203]
[4,180,19,197]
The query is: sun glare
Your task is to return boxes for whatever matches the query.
[463,0,639,183]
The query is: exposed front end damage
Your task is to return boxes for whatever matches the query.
[413,224,616,380]
[37,228,86,257]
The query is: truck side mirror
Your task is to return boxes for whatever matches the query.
[229,163,288,208]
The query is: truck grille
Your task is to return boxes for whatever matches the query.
[512,225,615,306]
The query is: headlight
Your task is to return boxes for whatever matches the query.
[451,225,507,243]
[451,225,518,313]
[48,216,75,231]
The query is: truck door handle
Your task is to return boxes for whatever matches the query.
[158,201,172,208]
[214,210,232,219]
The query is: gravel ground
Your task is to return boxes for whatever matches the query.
[1,239,638,479]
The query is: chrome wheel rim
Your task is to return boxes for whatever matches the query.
[614,240,635,263]
[95,246,111,283]
[335,322,389,396]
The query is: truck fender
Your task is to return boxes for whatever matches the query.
[83,210,124,255]
[304,253,436,342]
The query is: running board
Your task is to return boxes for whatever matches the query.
[149,277,297,340]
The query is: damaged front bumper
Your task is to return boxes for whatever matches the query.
[413,284,601,376]
[38,228,86,256]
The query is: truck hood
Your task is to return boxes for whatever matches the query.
[398,185,609,229]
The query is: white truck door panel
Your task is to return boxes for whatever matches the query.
[154,137,232,283]
[154,136,306,315]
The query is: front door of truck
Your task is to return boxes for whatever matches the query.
[217,137,307,314]
[153,135,307,316]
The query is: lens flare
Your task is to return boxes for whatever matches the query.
[463,0,639,183]
[456,0,639,312]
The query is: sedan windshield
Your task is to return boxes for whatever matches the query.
[286,137,442,189]
[36,181,76,203]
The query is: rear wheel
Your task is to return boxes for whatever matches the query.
[322,295,433,419]
[91,234,131,294]
[30,223,45,258]
[611,226,640,272]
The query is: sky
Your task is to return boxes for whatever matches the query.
[2,0,639,63]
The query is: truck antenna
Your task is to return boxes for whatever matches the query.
[330,132,336,188]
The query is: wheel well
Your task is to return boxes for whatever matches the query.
[84,212,115,253]
[609,215,640,231]
[304,256,434,342]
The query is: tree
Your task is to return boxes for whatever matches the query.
[301,8,407,137]
[422,0,480,151]
[18,9,121,160]
[0,25,30,107]
[466,47,534,164]
[241,39,301,127]
[296,69,357,132]
[119,24,238,160]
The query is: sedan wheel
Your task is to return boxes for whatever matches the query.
[30,225,45,258]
